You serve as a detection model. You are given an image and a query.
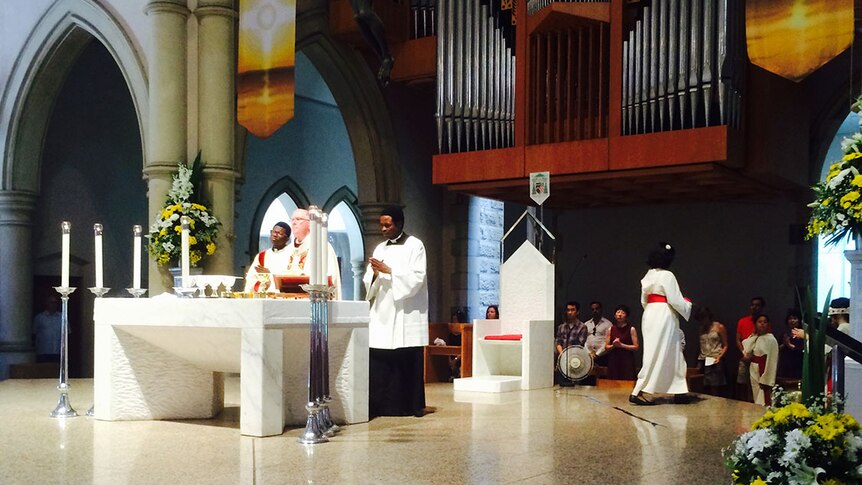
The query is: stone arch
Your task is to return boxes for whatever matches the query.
[247,175,311,257]
[0,0,148,193]
[294,9,401,253]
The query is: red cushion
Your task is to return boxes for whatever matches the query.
[484,334,522,341]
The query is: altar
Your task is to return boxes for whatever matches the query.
[93,297,369,437]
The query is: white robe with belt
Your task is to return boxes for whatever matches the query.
[743,333,779,405]
[363,235,429,349]
[243,247,292,293]
[632,268,692,396]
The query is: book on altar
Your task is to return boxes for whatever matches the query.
[272,275,334,294]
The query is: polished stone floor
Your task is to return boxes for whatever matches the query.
[0,377,763,484]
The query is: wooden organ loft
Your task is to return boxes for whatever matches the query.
[329,0,848,208]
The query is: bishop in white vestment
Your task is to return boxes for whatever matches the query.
[286,209,343,299]
[363,206,428,417]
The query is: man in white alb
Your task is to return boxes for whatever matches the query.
[285,208,342,299]
[364,206,429,417]
[243,222,291,293]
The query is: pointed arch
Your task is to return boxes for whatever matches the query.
[247,175,311,257]
[0,0,148,193]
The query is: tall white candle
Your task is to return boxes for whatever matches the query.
[309,210,319,285]
[61,221,71,288]
[320,213,328,286]
[180,216,190,286]
[133,225,142,289]
[94,224,104,288]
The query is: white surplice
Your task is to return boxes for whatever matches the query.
[363,234,429,349]
[284,237,343,300]
[243,247,292,293]
[742,332,779,405]
[632,268,692,396]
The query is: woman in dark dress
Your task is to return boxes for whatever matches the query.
[778,309,804,381]
[604,305,639,380]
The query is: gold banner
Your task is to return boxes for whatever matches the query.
[237,0,297,139]
[746,0,853,82]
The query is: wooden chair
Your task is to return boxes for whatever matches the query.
[424,323,473,383]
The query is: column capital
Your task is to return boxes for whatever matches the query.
[0,190,37,225]
[201,166,240,182]
[142,163,181,181]
[145,0,191,17]
[845,249,862,264]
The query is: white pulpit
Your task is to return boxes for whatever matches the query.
[93,297,369,437]
[455,241,555,392]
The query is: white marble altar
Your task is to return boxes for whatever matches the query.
[844,251,862,419]
[455,241,554,392]
[93,297,369,437]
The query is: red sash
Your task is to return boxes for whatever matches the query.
[253,250,267,292]
[647,294,667,303]
[751,354,767,377]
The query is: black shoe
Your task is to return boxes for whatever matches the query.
[629,394,655,406]
[672,394,691,404]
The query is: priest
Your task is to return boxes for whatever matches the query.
[364,206,429,417]
[285,208,343,299]
[243,222,291,293]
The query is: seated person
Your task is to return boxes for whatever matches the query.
[243,222,290,293]
[285,209,342,299]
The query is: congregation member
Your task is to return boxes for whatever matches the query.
[286,208,343,299]
[777,309,804,382]
[604,304,639,380]
[694,306,728,397]
[630,242,692,405]
[734,296,766,402]
[243,222,291,293]
[486,305,499,319]
[584,301,613,366]
[364,206,429,418]
[741,313,779,406]
[555,301,587,387]
[32,293,62,363]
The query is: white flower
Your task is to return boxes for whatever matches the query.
[740,428,777,460]
[827,167,853,189]
[162,241,175,252]
[779,429,811,467]
[846,432,862,460]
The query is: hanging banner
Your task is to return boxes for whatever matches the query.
[746,0,853,82]
[530,171,549,206]
[237,0,297,138]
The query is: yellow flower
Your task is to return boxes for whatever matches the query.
[191,203,207,211]
[750,478,767,485]
[174,225,182,233]
[843,152,862,161]
[189,236,197,246]
[206,243,216,255]
[159,229,166,236]
[822,479,845,485]
[852,174,862,187]
[840,191,860,209]
[822,198,832,207]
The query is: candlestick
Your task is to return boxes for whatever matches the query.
[309,207,320,285]
[133,225,142,289]
[180,216,190,287]
[61,221,71,288]
[94,224,103,288]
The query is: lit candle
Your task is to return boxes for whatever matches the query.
[181,216,190,286]
[133,225,142,289]
[94,224,104,288]
[61,221,71,288]
[320,213,328,286]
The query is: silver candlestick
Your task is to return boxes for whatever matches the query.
[51,286,78,418]
[126,288,147,298]
[85,287,110,417]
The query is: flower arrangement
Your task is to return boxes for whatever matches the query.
[807,100,862,245]
[147,156,220,267]
[724,391,862,485]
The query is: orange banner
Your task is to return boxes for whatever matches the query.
[237,0,297,139]
[746,0,853,82]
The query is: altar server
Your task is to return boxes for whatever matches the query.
[285,209,343,299]
[364,206,429,417]
[243,222,290,293]
[741,314,779,406]
[630,242,692,405]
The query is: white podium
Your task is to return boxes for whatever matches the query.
[93,297,369,437]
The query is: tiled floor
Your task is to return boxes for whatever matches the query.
[0,377,763,484]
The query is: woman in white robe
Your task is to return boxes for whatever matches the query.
[630,242,692,405]
[741,314,779,405]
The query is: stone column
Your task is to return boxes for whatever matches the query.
[196,0,238,276]
[843,250,862,418]
[143,0,191,294]
[0,191,37,379]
